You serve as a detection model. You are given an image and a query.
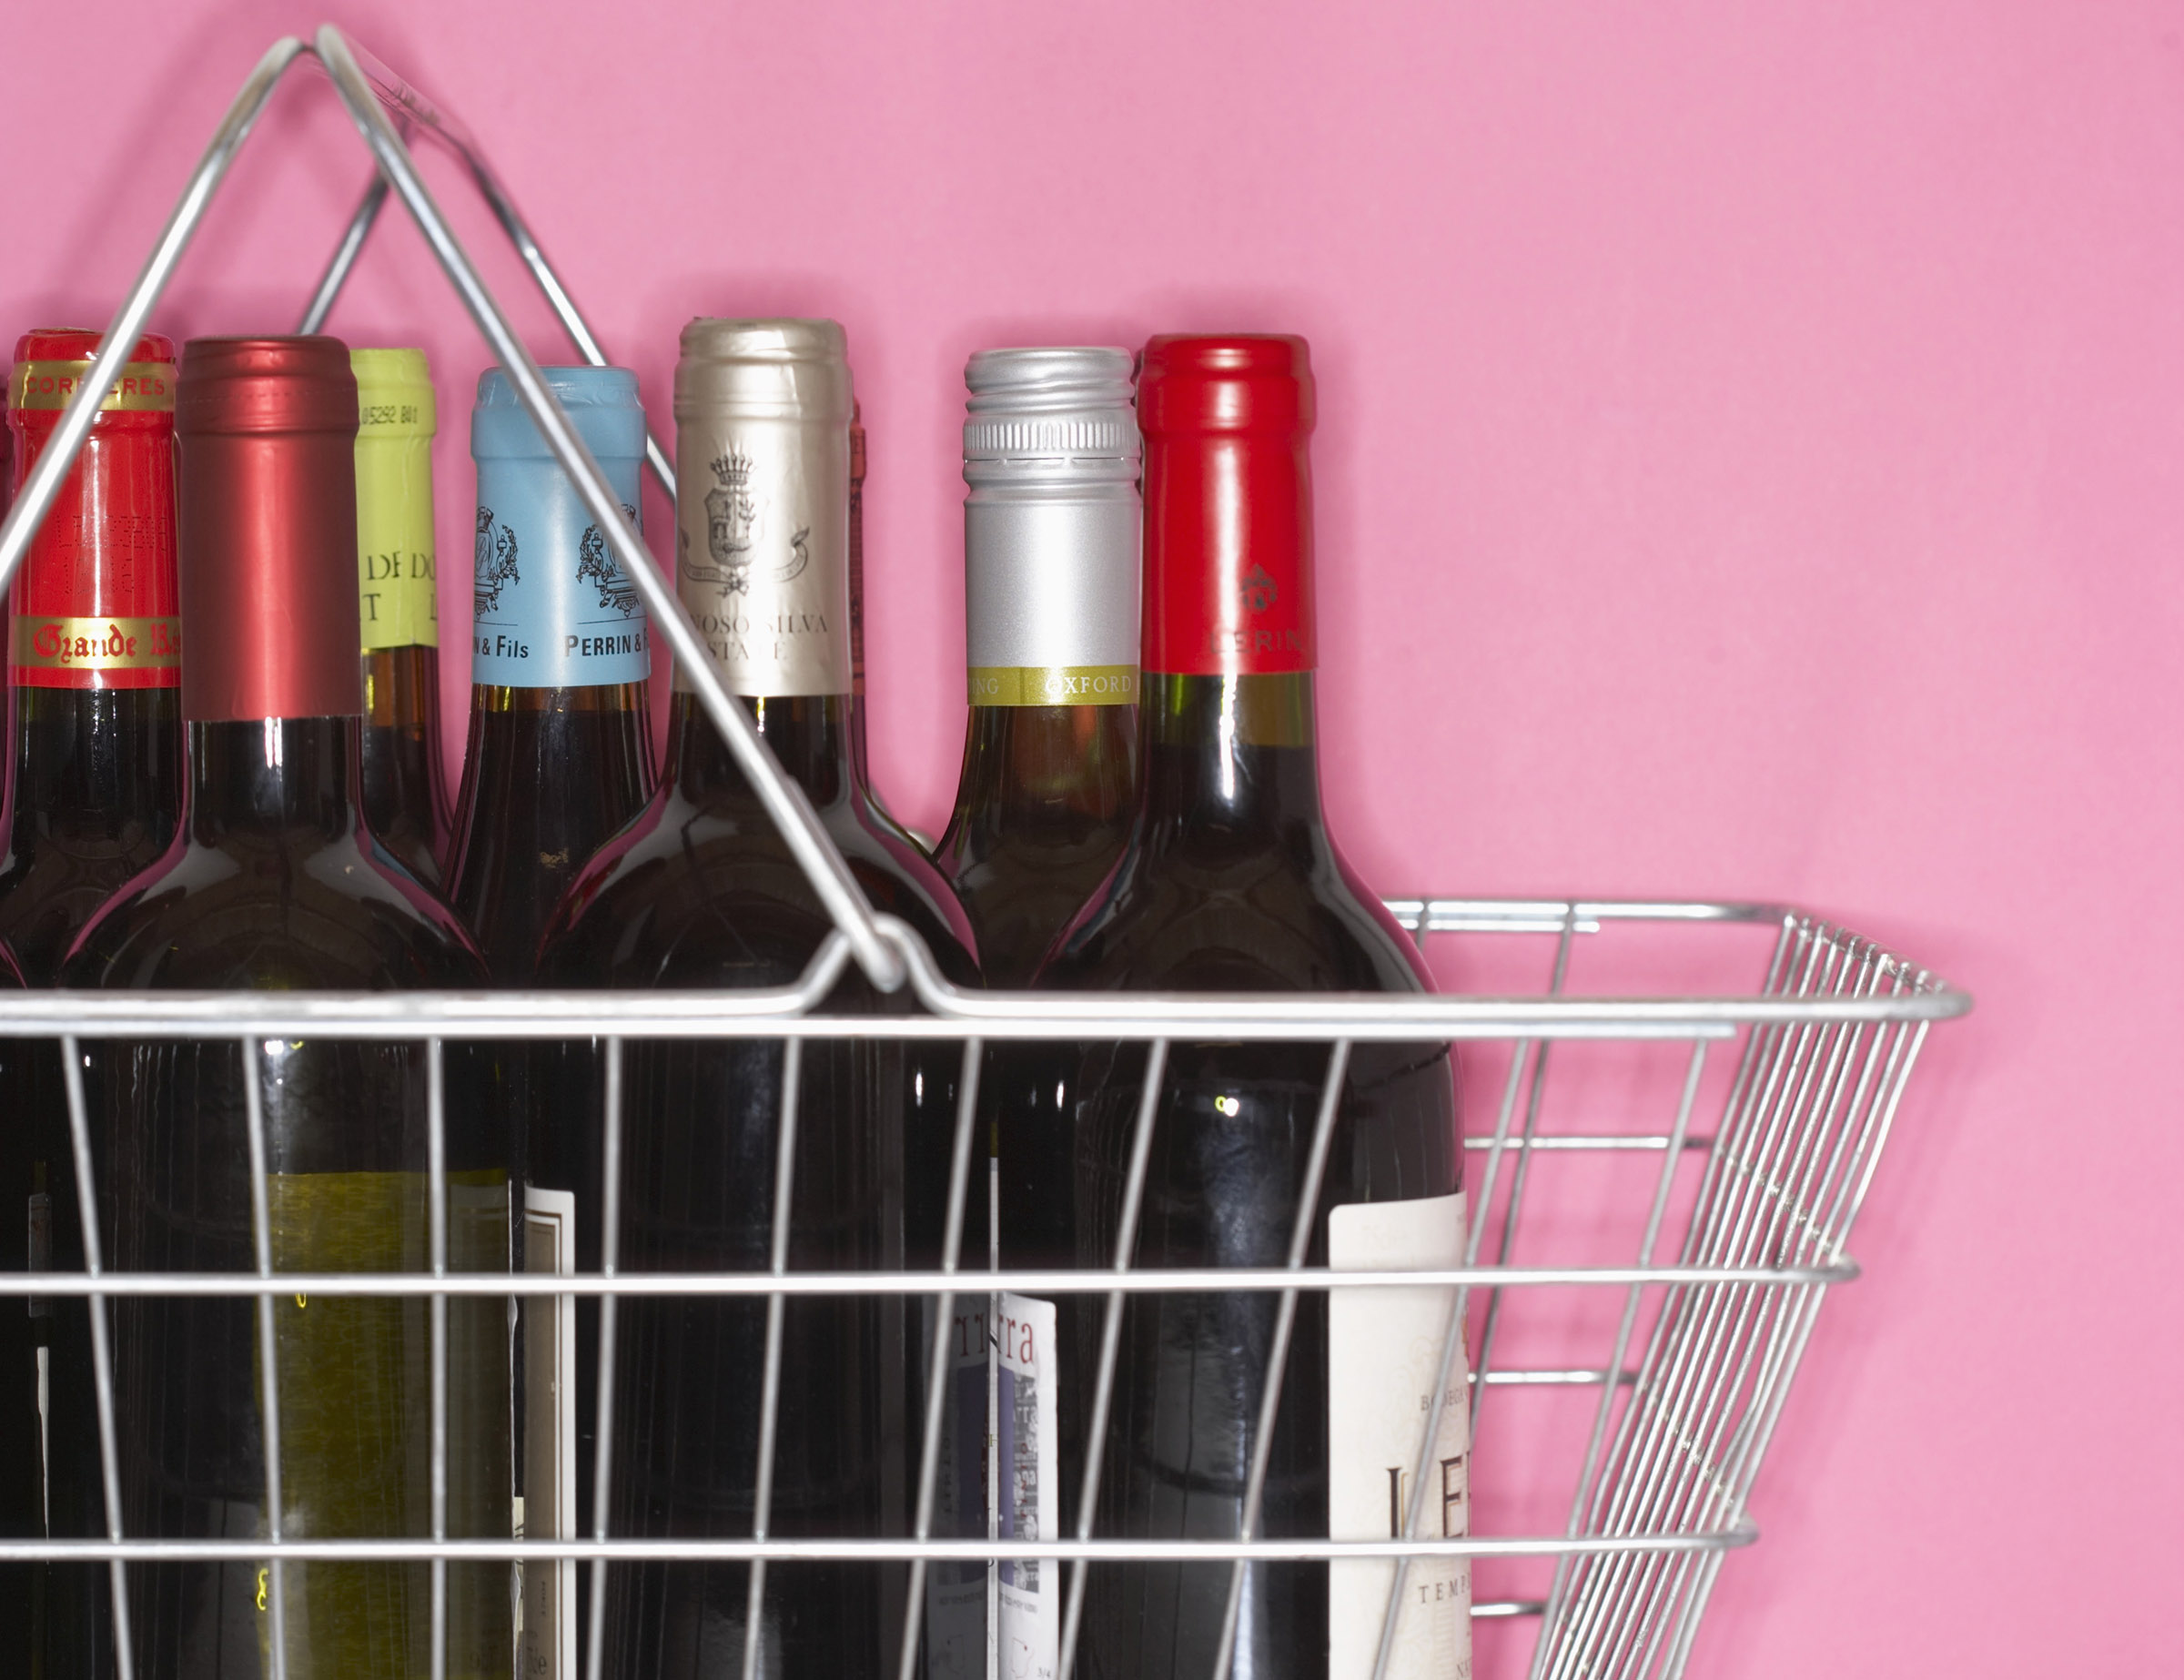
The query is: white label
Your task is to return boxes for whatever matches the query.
[1328,1192,1471,1680]
[925,1292,1058,1680]
[522,1186,578,1680]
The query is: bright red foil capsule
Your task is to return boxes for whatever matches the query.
[7,328,180,691]
[1137,333,1318,678]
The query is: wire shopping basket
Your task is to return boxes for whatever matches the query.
[0,29,1972,1680]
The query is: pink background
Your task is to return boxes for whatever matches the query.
[1,1,2169,1672]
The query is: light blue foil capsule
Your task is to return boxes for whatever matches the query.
[470,365,650,688]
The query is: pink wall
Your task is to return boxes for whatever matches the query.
[1,1,2169,1672]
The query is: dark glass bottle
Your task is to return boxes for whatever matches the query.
[446,364,655,981]
[847,402,925,855]
[0,936,35,1663]
[449,364,658,1680]
[352,349,450,886]
[934,347,1141,986]
[0,329,185,1678]
[535,318,977,1680]
[1005,337,1467,1680]
[60,337,508,1679]
[0,329,184,979]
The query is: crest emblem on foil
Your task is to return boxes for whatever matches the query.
[474,507,519,616]
[680,449,811,595]
[1240,564,1279,613]
[579,504,642,618]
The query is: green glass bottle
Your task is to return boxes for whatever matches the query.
[63,337,509,1680]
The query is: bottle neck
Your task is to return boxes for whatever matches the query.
[668,689,856,811]
[943,703,1138,851]
[187,716,361,845]
[1135,672,1323,848]
[5,684,181,838]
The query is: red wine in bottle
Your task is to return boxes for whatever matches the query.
[0,329,185,1677]
[61,338,508,1679]
[536,318,977,1680]
[352,349,450,887]
[446,365,656,982]
[1006,337,1467,1680]
[933,348,1141,987]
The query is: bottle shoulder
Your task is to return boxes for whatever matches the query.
[539,783,838,988]
[834,796,980,985]
[1038,825,1427,997]
[542,779,982,990]
[62,829,484,990]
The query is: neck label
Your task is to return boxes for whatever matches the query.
[8,418,180,691]
[967,663,1137,707]
[674,420,852,697]
[471,454,651,689]
[10,359,174,412]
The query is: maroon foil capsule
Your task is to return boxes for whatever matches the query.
[176,337,363,722]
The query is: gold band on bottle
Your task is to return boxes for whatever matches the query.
[9,360,175,411]
[967,663,1138,707]
[11,615,181,672]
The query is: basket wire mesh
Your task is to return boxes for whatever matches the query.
[0,29,1972,1680]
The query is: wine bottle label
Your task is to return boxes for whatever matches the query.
[355,384,439,651]
[673,420,853,697]
[522,1185,578,1680]
[924,1291,1058,1680]
[1328,1191,1471,1680]
[966,664,1138,707]
[9,359,174,411]
[9,615,180,683]
[963,493,1139,704]
[471,470,651,689]
[261,1168,511,1670]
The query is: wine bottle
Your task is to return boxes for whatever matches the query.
[535,317,977,1680]
[933,348,1141,986]
[0,329,185,1678]
[0,935,36,1662]
[352,348,450,887]
[446,364,654,981]
[0,329,184,978]
[61,337,508,1679]
[1006,336,1467,1680]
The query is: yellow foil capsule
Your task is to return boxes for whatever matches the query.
[350,347,440,653]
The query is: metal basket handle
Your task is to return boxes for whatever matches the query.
[0,25,907,993]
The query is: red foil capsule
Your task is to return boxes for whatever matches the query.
[1137,333,1317,679]
[175,337,363,722]
[7,328,180,690]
